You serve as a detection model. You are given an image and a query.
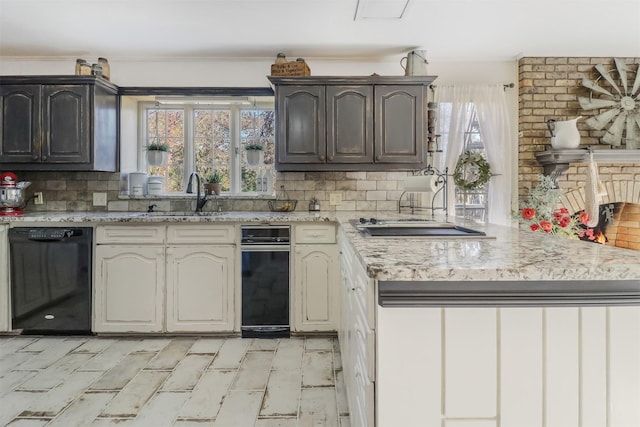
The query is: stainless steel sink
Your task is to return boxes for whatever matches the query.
[352,219,492,238]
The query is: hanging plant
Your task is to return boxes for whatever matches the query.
[245,143,264,167]
[453,150,492,191]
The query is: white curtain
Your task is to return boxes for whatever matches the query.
[434,84,512,226]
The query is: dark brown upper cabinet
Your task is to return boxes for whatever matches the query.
[0,76,118,171]
[268,75,436,171]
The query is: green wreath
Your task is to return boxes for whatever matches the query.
[453,151,492,191]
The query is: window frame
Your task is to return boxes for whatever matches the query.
[137,98,274,195]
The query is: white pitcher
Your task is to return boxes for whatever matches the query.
[546,117,581,149]
[400,50,428,76]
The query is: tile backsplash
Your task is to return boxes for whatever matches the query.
[14,170,420,214]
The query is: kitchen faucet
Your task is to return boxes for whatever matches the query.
[186,172,208,213]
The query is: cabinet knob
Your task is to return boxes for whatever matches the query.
[376,155,382,161]
[32,154,39,160]
[319,154,325,161]
[328,155,334,161]
[41,155,47,161]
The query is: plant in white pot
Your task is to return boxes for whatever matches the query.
[245,142,264,167]
[204,170,223,195]
[146,142,169,166]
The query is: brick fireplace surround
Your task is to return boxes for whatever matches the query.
[518,56,640,250]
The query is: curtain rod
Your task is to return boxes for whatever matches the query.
[429,83,515,91]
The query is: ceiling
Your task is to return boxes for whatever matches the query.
[0,0,639,62]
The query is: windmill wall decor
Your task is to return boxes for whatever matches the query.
[578,58,640,149]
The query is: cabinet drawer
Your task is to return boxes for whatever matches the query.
[96,225,165,244]
[295,224,336,244]
[167,224,236,244]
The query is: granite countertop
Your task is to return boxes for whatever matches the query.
[3,211,640,284]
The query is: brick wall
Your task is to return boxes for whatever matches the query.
[518,56,640,196]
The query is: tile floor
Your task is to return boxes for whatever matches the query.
[0,336,350,427]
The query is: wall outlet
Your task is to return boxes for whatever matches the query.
[33,192,43,205]
[92,192,107,206]
[329,192,342,206]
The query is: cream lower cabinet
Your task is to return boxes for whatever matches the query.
[93,224,236,333]
[166,245,235,332]
[0,224,9,331]
[93,244,164,333]
[339,228,375,427]
[292,224,339,332]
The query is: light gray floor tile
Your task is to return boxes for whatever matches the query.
[15,339,85,371]
[178,369,236,420]
[129,391,189,427]
[90,352,156,391]
[0,391,45,426]
[210,338,251,369]
[19,353,93,390]
[133,338,172,353]
[5,419,50,426]
[189,338,225,354]
[260,369,301,417]
[91,418,134,426]
[100,370,169,417]
[335,370,349,416]
[17,337,61,353]
[0,369,36,397]
[81,340,141,372]
[173,421,215,427]
[305,337,334,351]
[302,351,334,387]
[213,390,262,427]
[254,418,298,427]
[299,388,339,427]
[272,340,304,371]
[250,339,279,351]
[146,338,196,370]
[161,354,213,391]
[0,337,38,358]
[72,339,117,354]
[231,351,274,391]
[46,392,116,427]
[20,370,103,418]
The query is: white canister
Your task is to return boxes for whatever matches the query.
[147,176,163,195]
[128,172,147,195]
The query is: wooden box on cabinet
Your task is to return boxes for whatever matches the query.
[0,75,118,171]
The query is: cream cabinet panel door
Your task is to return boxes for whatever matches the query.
[293,245,339,332]
[0,225,9,331]
[166,246,235,332]
[93,245,164,333]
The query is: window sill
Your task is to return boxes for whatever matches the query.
[119,192,276,201]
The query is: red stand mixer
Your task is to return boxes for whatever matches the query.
[0,172,31,216]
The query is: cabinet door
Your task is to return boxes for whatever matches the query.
[42,85,91,164]
[374,85,425,164]
[293,244,339,332]
[0,225,9,331]
[327,86,373,163]
[0,85,41,163]
[93,245,164,333]
[166,245,235,332]
[276,85,326,164]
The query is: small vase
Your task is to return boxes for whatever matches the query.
[147,150,167,166]
[246,150,264,167]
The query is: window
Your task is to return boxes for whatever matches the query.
[140,98,275,194]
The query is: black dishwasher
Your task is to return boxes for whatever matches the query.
[8,227,93,335]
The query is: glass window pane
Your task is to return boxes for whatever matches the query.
[146,108,184,192]
[241,109,275,192]
[194,109,230,192]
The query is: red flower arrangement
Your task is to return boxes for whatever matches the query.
[515,175,589,239]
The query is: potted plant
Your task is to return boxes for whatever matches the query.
[204,170,223,195]
[146,142,169,166]
[245,142,264,167]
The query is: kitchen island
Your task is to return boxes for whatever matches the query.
[1,211,639,427]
